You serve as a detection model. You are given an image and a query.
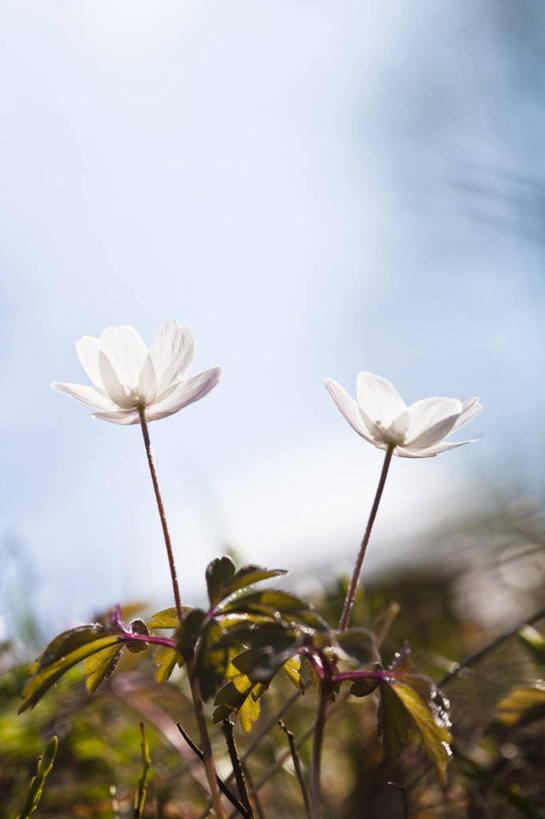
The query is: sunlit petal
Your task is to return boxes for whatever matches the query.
[146,367,221,421]
[51,382,116,410]
[75,336,102,387]
[405,397,462,445]
[99,325,148,388]
[450,397,482,433]
[98,351,133,409]
[356,372,406,427]
[137,354,158,404]
[323,379,376,443]
[150,318,195,392]
[92,409,141,425]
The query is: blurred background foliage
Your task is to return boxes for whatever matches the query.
[2,492,544,818]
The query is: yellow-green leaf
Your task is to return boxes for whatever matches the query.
[390,681,452,785]
[82,644,122,694]
[153,646,183,683]
[497,683,545,727]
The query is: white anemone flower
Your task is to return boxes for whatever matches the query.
[324,372,482,458]
[52,318,221,425]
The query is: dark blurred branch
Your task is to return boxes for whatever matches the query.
[439,603,545,687]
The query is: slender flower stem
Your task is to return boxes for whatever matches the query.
[339,443,395,631]
[137,406,225,819]
[138,406,183,623]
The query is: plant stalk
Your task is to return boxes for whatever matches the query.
[138,406,183,622]
[137,407,225,818]
[339,443,395,631]
[310,682,330,819]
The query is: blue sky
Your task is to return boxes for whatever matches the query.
[2,1,545,634]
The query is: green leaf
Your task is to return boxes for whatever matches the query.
[350,677,379,698]
[30,624,108,673]
[232,628,300,683]
[154,646,183,682]
[19,634,125,712]
[282,655,305,691]
[224,564,288,596]
[497,683,545,727]
[195,620,228,701]
[82,644,122,694]
[518,625,545,665]
[378,681,413,757]
[16,735,58,818]
[213,677,265,731]
[206,556,236,607]
[336,628,378,664]
[147,607,193,629]
[389,681,452,785]
[221,589,328,630]
[175,609,207,661]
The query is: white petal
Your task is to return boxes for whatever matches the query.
[146,367,221,421]
[356,372,406,428]
[450,397,482,433]
[76,336,102,386]
[385,409,411,443]
[99,325,148,388]
[405,397,462,448]
[396,439,476,458]
[323,379,376,443]
[137,354,158,403]
[99,351,134,409]
[150,318,195,392]
[92,409,141,425]
[51,382,116,410]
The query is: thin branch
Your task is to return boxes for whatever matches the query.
[176,723,252,819]
[222,720,253,818]
[198,692,302,819]
[133,723,151,819]
[278,720,311,818]
[438,602,545,688]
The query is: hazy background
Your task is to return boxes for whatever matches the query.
[2,0,545,636]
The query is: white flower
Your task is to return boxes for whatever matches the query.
[324,372,482,458]
[52,318,221,425]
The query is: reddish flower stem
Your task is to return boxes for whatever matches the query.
[339,443,395,631]
[138,406,183,623]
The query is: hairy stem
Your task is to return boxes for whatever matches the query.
[222,719,253,818]
[138,406,183,622]
[310,682,330,819]
[176,723,251,818]
[278,720,311,818]
[187,655,226,819]
[137,408,224,818]
[339,443,395,631]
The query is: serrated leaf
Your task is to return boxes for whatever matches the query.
[195,620,228,701]
[30,625,108,674]
[206,556,236,607]
[154,646,183,682]
[336,628,378,664]
[222,589,308,615]
[497,683,545,727]
[19,634,125,712]
[238,684,261,732]
[390,681,452,785]
[147,607,193,629]
[176,609,207,661]
[224,564,287,597]
[232,630,300,683]
[82,644,122,693]
[518,625,545,665]
[378,681,412,757]
[213,677,264,732]
[16,735,58,819]
[282,655,305,691]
